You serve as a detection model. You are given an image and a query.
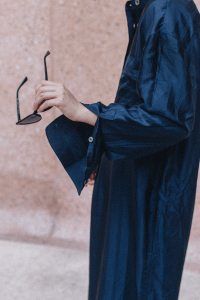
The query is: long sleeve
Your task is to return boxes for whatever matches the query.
[82,33,195,161]
[46,33,196,195]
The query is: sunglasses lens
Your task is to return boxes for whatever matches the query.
[16,113,41,125]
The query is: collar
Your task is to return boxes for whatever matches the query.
[130,0,150,9]
[123,0,150,68]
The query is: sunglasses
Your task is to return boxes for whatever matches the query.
[16,51,52,125]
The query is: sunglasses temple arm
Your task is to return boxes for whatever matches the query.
[16,77,28,122]
[16,94,20,121]
[44,51,50,81]
[44,57,48,80]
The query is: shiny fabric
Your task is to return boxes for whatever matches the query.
[45,0,200,299]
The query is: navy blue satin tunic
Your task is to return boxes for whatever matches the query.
[46,0,200,299]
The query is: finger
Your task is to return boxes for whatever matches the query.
[34,92,57,111]
[35,81,61,96]
[35,83,42,96]
[37,98,59,112]
[87,179,95,185]
[35,85,56,99]
[41,80,61,86]
[91,173,97,179]
[89,173,97,181]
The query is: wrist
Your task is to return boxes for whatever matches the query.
[77,103,98,126]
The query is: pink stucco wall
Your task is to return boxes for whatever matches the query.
[0,0,200,268]
[0,0,129,250]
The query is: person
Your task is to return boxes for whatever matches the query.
[33,0,200,299]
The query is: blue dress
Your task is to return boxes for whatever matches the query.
[46,0,200,299]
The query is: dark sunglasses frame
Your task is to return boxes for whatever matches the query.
[16,51,51,125]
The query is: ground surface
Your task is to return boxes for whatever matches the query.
[0,240,199,300]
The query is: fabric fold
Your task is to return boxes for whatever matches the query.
[46,32,195,195]
[45,114,102,195]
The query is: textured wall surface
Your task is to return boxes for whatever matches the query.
[0,0,200,267]
[0,0,128,250]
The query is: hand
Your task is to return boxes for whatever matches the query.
[85,166,98,187]
[33,80,98,126]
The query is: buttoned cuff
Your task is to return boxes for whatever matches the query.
[45,111,103,195]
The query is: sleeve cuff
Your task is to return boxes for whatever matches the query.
[45,112,104,195]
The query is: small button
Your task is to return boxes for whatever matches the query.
[135,0,140,5]
[84,179,88,185]
[88,136,93,143]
